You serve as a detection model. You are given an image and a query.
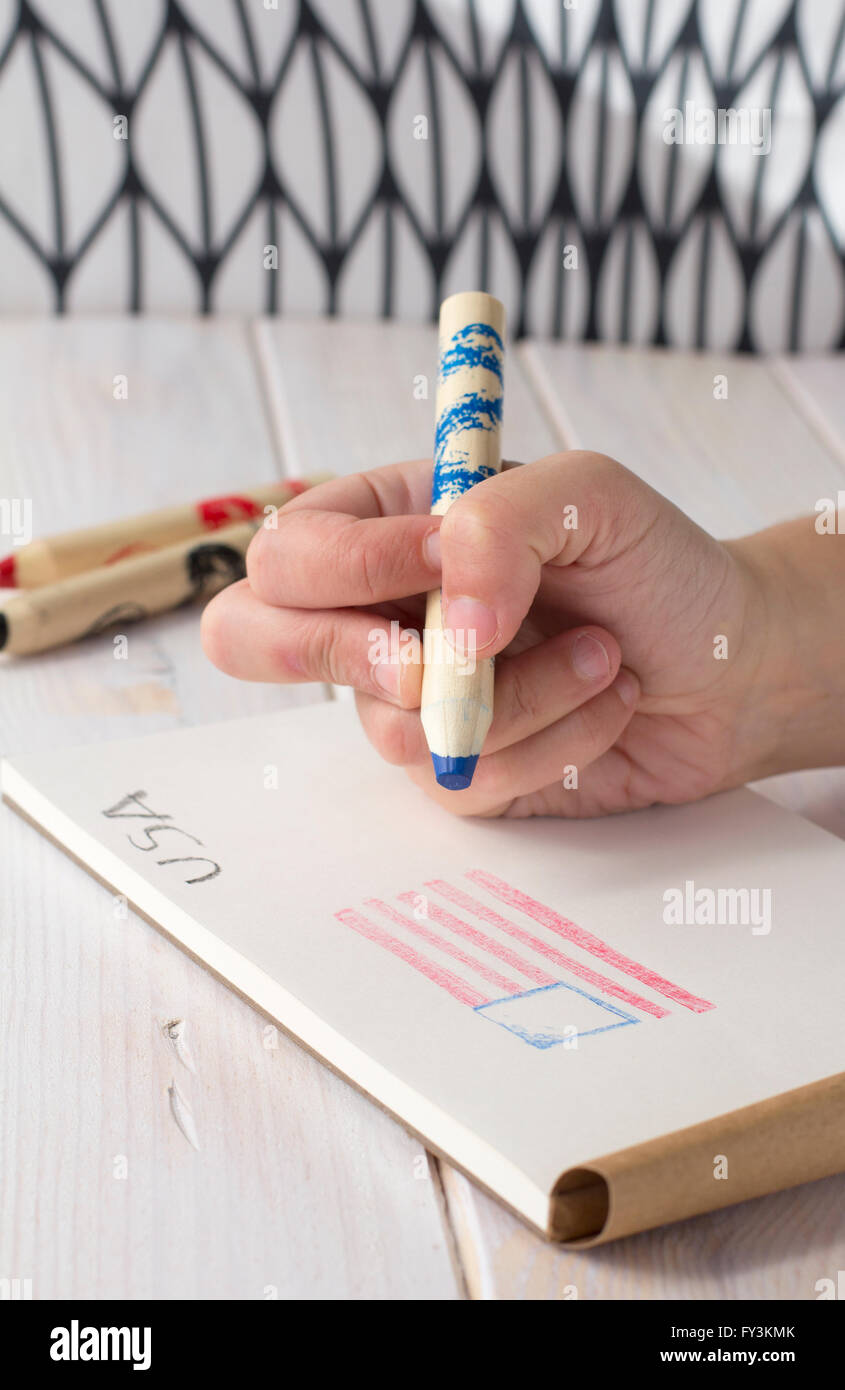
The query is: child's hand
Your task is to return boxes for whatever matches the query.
[201,453,816,818]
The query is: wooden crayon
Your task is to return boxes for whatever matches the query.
[420,291,506,790]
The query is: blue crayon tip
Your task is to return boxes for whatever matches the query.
[431,753,479,791]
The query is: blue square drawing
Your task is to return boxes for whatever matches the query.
[474,981,638,1049]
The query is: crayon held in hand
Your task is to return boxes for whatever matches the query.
[420,291,505,791]
[0,476,330,588]
[0,521,257,655]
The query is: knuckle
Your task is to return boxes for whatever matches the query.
[441,493,513,556]
[295,613,343,686]
[561,449,621,475]
[346,531,390,604]
[551,449,626,487]
[356,543,381,603]
[505,665,541,728]
[567,692,613,757]
[571,451,640,517]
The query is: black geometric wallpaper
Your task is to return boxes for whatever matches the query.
[0,0,842,349]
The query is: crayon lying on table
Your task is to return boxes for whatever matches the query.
[0,521,257,655]
[0,476,330,588]
[420,291,505,791]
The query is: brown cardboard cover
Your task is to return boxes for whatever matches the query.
[549,1070,845,1244]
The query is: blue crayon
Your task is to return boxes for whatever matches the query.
[420,292,506,791]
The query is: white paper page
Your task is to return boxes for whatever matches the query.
[4,702,845,1226]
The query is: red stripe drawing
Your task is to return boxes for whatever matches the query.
[467,871,715,1014]
[365,898,522,996]
[425,879,670,1019]
[396,891,556,986]
[336,908,487,1008]
[334,871,715,1049]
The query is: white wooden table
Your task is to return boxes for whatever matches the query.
[2,319,844,1301]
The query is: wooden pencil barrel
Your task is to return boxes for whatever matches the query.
[4,476,329,588]
[420,291,506,790]
[0,521,256,655]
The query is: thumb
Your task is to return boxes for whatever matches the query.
[435,451,665,656]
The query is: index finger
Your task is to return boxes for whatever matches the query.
[248,457,525,611]
[246,459,435,610]
[280,458,435,520]
[276,456,523,522]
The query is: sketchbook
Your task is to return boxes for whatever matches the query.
[3,701,845,1244]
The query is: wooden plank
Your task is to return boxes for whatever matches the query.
[254,316,557,477]
[772,354,845,471]
[440,1167,845,1301]
[0,319,316,755]
[0,320,459,1299]
[519,341,845,537]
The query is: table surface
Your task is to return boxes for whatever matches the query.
[2,319,844,1301]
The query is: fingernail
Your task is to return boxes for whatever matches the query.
[443,597,499,653]
[373,660,400,701]
[572,633,610,681]
[615,668,639,708]
[423,528,441,571]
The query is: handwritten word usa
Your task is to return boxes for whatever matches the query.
[102,790,221,884]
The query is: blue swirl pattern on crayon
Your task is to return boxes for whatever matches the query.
[432,389,502,505]
[431,319,503,506]
[434,390,502,465]
[431,463,497,504]
[439,322,504,386]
